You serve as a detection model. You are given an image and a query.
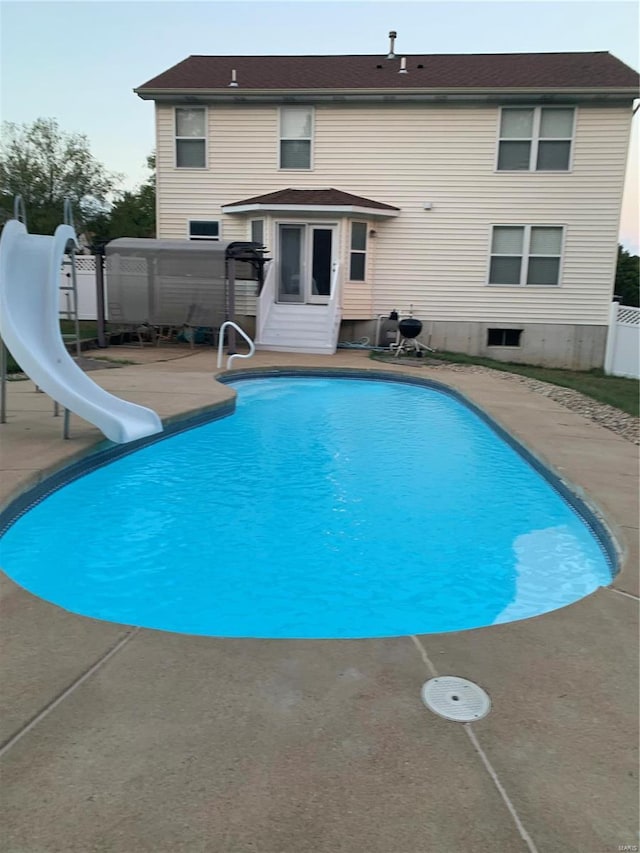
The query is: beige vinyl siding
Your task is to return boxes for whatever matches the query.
[341,220,374,319]
[155,102,632,325]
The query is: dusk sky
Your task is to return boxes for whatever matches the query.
[1,0,638,251]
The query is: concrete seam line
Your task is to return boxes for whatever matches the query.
[608,587,640,601]
[410,635,538,853]
[0,629,139,759]
[464,725,539,853]
[410,635,439,677]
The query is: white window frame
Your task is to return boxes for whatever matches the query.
[487,224,566,287]
[188,219,220,241]
[348,221,368,282]
[250,219,265,247]
[274,219,338,303]
[175,106,208,170]
[278,106,314,171]
[487,328,524,348]
[495,106,576,173]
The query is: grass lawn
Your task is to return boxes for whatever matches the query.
[4,321,99,374]
[60,320,99,340]
[371,349,639,416]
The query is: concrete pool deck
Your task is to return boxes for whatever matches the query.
[0,346,637,853]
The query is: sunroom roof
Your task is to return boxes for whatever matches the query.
[222,188,399,217]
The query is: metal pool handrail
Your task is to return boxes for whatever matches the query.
[216,321,255,370]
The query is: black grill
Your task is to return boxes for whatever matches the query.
[398,317,423,339]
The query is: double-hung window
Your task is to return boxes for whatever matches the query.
[489,226,564,286]
[497,107,574,171]
[175,107,206,168]
[349,222,367,281]
[280,107,313,169]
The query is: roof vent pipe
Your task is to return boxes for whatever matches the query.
[387,30,397,59]
[228,69,239,88]
[399,57,408,74]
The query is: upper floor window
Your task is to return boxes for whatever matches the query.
[175,107,206,168]
[189,220,219,240]
[497,107,574,171]
[280,107,313,169]
[349,222,367,281]
[489,225,564,286]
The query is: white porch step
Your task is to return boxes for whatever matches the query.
[256,301,338,354]
[265,320,329,332]
[267,306,329,321]
[255,343,336,355]
[260,331,329,343]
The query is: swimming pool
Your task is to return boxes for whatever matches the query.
[0,373,614,638]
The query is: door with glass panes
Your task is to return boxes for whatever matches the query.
[277,224,337,304]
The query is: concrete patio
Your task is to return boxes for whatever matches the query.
[0,346,638,853]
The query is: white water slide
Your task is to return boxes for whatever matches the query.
[0,220,163,444]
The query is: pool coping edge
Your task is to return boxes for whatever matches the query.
[0,396,236,537]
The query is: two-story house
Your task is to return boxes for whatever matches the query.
[135,44,639,366]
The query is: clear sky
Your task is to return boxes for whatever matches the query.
[1,0,638,251]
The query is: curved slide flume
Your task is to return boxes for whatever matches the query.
[0,220,163,444]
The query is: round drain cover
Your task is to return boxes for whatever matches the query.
[421,676,491,722]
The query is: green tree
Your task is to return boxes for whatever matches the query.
[615,245,640,307]
[110,154,155,238]
[0,118,118,235]
[85,154,155,245]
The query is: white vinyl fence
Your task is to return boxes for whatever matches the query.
[604,302,640,379]
[59,256,100,320]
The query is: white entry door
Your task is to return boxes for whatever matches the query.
[277,224,337,304]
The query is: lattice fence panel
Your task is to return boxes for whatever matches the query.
[617,305,640,326]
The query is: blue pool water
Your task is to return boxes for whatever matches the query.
[0,376,612,638]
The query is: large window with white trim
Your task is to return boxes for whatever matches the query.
[175,107,206,168]
[497,107,574,171]
[279,107,313,169]
[489,226,564,286]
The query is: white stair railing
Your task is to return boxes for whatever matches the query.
[256,259,275,342]
[326,260,342,349]
[217,321,255,370]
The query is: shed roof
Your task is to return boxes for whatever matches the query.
[107,238,231,255]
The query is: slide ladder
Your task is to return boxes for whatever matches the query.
[59,199,82,358]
